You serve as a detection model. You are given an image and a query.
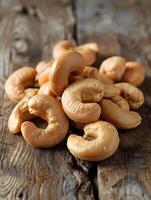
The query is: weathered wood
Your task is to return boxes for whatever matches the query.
[76,0,151,199]
[0,1,94,199]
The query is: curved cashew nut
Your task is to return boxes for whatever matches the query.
[21,94,69,148]
[110,95,130,111]
[49,50,85,95]
[115,82,144,110]
[8,88,38,134]
[100,99,142,129]
[122,61,145,87]
[5,67,37,102]
[53,40,75,59]
[72,66,119,98]
[99,56,126,81]
[62,78,104,123]
[77,43,100,53]
[74,47,96,65]
[38,81,56,97]
[67,121,119,161]
[36,61,49,74]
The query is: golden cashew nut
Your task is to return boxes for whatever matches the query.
[38,81,56,97]
[8,88,38,134]
[73,66,119,98]
[110,95,130,111]
[62,78,104,123]
[49,50,85,95]
[5,67,37,102]
[115,82,144,110]
[100,99,142,129]
[53,40,75,59]
[67,121,119,161]
[21,94,69,148]
[99,56,126,81]
[74,47,96,65]
[77,43,100,53]
[36,61,49,75]
[122,61,145,87]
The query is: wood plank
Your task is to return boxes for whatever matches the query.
[76,0,151,199]
[0,1,94,199]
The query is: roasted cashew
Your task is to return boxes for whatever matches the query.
[37,67,51,86]
[38,81,56,97]
[100,99,142,129]
[67,121,119,161]
[76,43,100,53]
[72,66,119,98]
[110,95,130,111]
[53,40,99,65]
[115,83,144,110]
[53,40,75,59]
[5,67,37,102]
[74,46,96,65]
[21,94,69,148]
[8,88,38,134]
[62,78,104,123]
[49,50,85,95]
[99,56,126,81]
[122,61,145,87]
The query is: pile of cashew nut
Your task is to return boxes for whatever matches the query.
[5,40,145,161]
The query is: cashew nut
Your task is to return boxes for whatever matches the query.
[77,42,100,53]
[21,94,69,148]
[100,99,142,129]
[53,40,99,65]
[8,88,38,134]
[115,82,144,110]
[37,67,51,86]
[122,61,145,87]
[49,50,85,95]
[72,66,119,98]
[36,61,49,74]
[74,46,96,65]
[67,120,119,161]
[62,78,104,123]
[5,67,37,102]
[99,56,126,81]
[38,81,56,97]
[53,40,75,59]
[110,95,130,111]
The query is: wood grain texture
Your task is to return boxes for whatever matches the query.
[75,0,151,199]
[0,1,93,199]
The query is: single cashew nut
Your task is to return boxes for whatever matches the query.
[67,120,119,161]
[36,61,49,74]
[110,95,130,111]
[37,67,51,86]
[5,67,37,102]
[115,82,144,110]
[72,66,119,98]
[8,88,38,134]
[49,50,85,95]
[99,56,126,81]
[53,40,75,59]
[77,42,100,53]
[74,46,96,65]
[100,99,142,129]
[62,78,104,123]
[122,61,145,87]
[38,81,56,97]
[21,94,69,148]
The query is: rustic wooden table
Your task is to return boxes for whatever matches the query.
[0,0,151,199]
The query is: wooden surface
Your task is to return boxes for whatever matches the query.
[0,0,151,199]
